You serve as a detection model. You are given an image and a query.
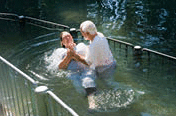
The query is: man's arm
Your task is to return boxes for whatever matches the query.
[73,53,89,66]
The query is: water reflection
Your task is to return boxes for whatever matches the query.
[87,0,175,56]
[87,0,127,32]
[1,0,175,56]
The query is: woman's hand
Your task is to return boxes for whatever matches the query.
[66,42,76,57]
[67,42,76,50]
[67,49,74,58]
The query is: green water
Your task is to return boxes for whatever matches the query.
[0,0,176,116]
[1,0,176,56]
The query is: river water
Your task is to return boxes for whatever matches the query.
[0,0,176,116]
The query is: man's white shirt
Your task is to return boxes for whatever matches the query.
[85,32,114,71]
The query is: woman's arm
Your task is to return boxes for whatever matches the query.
[58,49,73,69]
[58,55,72,69]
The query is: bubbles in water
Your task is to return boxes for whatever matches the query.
[90,88,135,112]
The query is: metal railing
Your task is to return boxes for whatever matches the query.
[1,12,176,61]
[0,12,176,115]
[0,13,70,31]
[106,37,176,60]
[0,56,79,116]
[107,37,176,79]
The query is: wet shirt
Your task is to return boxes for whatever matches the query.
[58,43,88,71]
[85,32,114,72]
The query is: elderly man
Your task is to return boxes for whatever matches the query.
[78,20,117,110]
[76,20,116,78]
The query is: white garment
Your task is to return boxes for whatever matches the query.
[57,43,96,89]
[85,32,114,71]
[45,42,96,92]
[59,43,88,70]
[45,43,88,72]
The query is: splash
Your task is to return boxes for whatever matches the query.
[44,48,65,72]
[89,88,135,112]
[44,48,72,78]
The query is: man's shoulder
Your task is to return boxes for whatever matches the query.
[94,35,107,44]
[97,32,104,37]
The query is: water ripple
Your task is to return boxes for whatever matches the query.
[90,89,135,112]
[87,0,127,33]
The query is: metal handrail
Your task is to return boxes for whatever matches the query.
[47,91,79,116]
[0,56,37,84]
[0,13,70,30]
[106,37,176,60]
[25,16,70,29]
[0,13,19,17]
[107,37,134,47]
[0,12,175,61]
[143,48,176,60]
[0,13,19,22]
[1,13,176,60]
[0,55,79,116]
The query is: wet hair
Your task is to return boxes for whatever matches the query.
[60,31,75,48]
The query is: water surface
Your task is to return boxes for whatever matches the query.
[0,0,176,116]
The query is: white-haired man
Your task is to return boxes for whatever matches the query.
[78,20,117,110]
[79,20,116,77]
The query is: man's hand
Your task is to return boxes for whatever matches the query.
[67,42,89,66]
[72,52,89,66]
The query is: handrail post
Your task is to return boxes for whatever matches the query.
[19,15,26,30]
[35,86,49,116]
[134,46,143,67]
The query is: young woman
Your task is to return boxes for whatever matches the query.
[58,31,97,97]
